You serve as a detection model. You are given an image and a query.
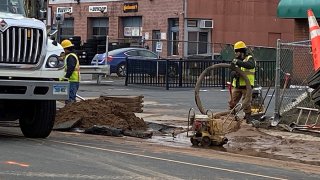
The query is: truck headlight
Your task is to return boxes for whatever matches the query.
[46,55,60,68]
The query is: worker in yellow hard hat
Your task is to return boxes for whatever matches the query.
[61,39,80,104]
[229,41,256,123]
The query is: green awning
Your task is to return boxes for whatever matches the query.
[277,0,320,18]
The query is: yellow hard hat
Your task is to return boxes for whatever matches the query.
[61,39,74,49]
[234,41,247,50]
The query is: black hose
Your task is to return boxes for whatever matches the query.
[195,63,252,115]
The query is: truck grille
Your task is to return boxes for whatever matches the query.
[0,27,43,64]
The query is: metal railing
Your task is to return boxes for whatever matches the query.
[125,58,275,90]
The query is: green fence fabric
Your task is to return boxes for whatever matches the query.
[277,0,320,18]
[219,44,276,62]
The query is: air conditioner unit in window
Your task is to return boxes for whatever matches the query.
[199,20,213,29]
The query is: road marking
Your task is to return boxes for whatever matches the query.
[5,161,29,167]
[49,140,287,180]
[0,172,139,179]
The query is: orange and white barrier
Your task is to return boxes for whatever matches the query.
[308,9,320,71]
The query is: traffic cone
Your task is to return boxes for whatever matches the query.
[308,9,320,71]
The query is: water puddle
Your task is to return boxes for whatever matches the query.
[146,122,320,166]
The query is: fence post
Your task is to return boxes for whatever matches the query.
[166,59,169,90]
[125,57,128,86]
[273,39,281,122]
[179,60,183,87]
[106,35,109,60]
[221,60,226,89]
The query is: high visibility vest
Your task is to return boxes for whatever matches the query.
[64,53,80,82]
[232,55,255,87]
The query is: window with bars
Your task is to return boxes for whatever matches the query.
[187,31,209,55]
[59,18,74,40]
[91,18,109,38]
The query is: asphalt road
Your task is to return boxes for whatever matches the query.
[1,77,313,180]
[79,77,275,120]
[1,127,320,180]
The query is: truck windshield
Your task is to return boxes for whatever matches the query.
[0,0,25,15]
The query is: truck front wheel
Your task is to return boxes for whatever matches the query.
[19,100,56,138]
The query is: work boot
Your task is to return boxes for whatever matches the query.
[244,113,253,124]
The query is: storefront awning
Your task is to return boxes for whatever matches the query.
[277,0,320,18]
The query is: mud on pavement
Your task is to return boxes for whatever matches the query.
[225,122,320,166]
[55,97,320,166]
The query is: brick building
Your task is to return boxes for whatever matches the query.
[187,0,294,48]
[48,0,184,57]
[48,0,294,58]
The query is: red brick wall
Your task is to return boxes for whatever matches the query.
[294,19,309,41]
[187,0,295,47]
[49,0,184,57]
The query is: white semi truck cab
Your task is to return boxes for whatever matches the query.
[0,0,69,138]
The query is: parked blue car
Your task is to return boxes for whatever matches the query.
[91,47,159,77]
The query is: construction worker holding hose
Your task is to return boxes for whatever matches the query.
[229,41,256,123]
[61,39,81,104]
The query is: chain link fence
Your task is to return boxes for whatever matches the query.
[274,40,316,124]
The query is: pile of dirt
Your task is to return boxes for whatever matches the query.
[55,97,147,131]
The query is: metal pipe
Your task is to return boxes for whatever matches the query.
[76,94,86,101]
[272,39,281,126]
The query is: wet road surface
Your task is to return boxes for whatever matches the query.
[1,78,318,179]
[1,127,320,180]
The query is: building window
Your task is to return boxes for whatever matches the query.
[171,31,179,55]
[91,18,109,38]
[168,18,179,56]
[122,16,142,46]
[187,20,197,27]
[171,18,179,27]
[198,32,208,54]
[122,16,142,37]
[59,18,74,40]
[187,31,209,55]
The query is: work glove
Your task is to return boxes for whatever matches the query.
[59,77,69,81]
[232,59,239,65]
[230,59,238,69]
[230,61,237,69]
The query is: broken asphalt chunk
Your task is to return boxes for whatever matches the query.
[84,125,123,137]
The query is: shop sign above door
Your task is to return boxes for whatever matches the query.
[57,7,72,14]
[89,6,107,13]
[123,2,138,13]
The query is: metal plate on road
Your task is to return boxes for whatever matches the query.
[53,85,68,95]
